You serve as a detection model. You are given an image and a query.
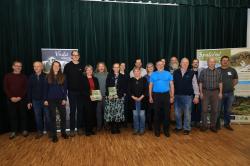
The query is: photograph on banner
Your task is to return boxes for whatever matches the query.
[197,48,250,123]
[42,48,78,130]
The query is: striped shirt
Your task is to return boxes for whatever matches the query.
[199,68,222,90]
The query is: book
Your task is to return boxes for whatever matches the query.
[90,90,102,101]
[108,87,118,98]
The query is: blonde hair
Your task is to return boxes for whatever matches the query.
[95,62,108,73]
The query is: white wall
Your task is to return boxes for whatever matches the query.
[247,9,250,47]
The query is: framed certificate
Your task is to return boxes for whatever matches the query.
[90,90,102,101]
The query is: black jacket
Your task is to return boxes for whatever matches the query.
[105,73,127,98]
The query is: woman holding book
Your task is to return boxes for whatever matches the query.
[82,65,100,136]
[104,63,127,134]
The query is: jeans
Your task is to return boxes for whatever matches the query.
[174,95,192,131]
[153,92,170,133]
[7,99,27,132]
[48,100,66,137]
[217,92,235,126]
[133,101,145,133]
[32,100,51,132]
[68,91,84,131]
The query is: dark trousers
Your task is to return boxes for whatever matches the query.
[153,92,170,133]
[201,90,219,128]
[8,99,27,132]
[146,103,154,129]
[48,100,66,137]
[191,99,202,123]
[68,91,84,131]
[84,98,97,133]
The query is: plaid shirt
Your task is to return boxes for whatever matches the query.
[199,67,222,90]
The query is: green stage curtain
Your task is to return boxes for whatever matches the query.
[0,0,247,132]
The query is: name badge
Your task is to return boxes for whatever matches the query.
[228,72,232,76]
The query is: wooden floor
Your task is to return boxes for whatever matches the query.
[0,125,250,166]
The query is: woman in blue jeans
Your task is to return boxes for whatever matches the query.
[128,68,147,135]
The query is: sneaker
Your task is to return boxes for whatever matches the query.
[224,125,234,131]
[35,132,43,139]
[183,130,190,135]
[52,136,58,143]
[9,132,16,140]
[22,130,29,137]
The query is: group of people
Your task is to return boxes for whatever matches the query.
[3,50,238,143]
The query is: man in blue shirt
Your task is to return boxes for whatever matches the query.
[149,60,174,137]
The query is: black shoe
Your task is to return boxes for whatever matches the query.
[164,131,170,137]
[133,131,138,135]
[90,131,96,135]
[200,126,207,132]
[183,130,190,135]
[155,132,160,137]
[148,124,153,131]
[85,132,91,136]
[22,130,29,137]
[35,132,43,139]
[224,125,234,131]
[52,136,58,143]
[115,128,121,134]
[210,127,218,133]
[9,132,16,140]
[61,133,69,139]
[173,128,182,133]
[69,131,75,137]
[77,129,84,136]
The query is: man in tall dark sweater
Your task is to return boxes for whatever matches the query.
[63,50,84,136]
[4,60,28,139]
[173,58,199,135]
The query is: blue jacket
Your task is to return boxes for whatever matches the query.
[44,76,67,101]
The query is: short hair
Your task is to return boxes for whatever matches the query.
[71,50,80,56]
[220,55,230,62]
[192,58,199,63]
[133,68,141,72]
[146,62,154,68]
[12,60,22,66]
[33,61,43,66]
[85,64,93,72]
